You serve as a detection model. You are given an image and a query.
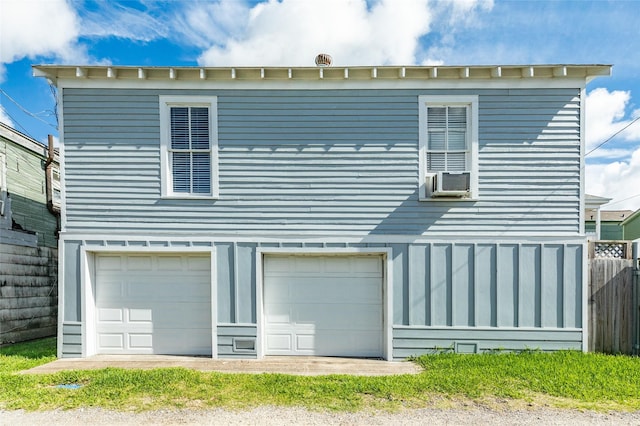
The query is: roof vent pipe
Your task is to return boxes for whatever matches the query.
[315,53,332,67]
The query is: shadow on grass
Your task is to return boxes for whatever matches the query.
[0,337,57,359]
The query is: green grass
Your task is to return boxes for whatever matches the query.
[1,338,640,412]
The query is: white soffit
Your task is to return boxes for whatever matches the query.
[33,64,612,89]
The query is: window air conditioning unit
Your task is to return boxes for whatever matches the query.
[431,171,471,197]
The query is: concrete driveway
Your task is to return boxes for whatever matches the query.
[23,355,423,376]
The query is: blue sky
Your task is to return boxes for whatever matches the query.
[1,0,640,210]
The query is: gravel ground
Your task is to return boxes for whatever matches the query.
[2,407,640,425]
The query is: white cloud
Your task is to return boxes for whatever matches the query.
[0,105,14,127]
[79,2,167,41]
[585,88,640,211]
[586,148,640,211]
[585,87,640,151]
[446,0,494,26]
[0,0,85,68]
[176,1,251,49]
[197,0,445,66]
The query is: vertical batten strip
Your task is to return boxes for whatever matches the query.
[106,67,115,79]
[200,69,206,80]
[137,68,146,79]
[425,243,431,327]
[473,243,478,327]
[371,67,377,79]
[407,246,414,325]
[494,243,500,327]
[449,243,454,327]
[560,244,566,328]
[232,242,238,323]
[430,67,438,79]
[344,68,349,79]
[288,68,292,79]
[538,243,544,328]
[169,68,176,80]
[516,243,521,327]
[231,68,236,79]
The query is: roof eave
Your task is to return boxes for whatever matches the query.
[32,64,613,86]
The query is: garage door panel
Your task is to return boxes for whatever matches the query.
[264,282,289,302]
[96,255,123,270]
[96,254,212,355]
[97,308,123,322]
[128,308,152,322]
[265,303,291,324]
[264,255,383,357]
[99,333,124,349]
[289,279,379,303]
[127,256,153,270]
[155,256,183,270]
[125,281,209,302]
[128,333,153,349]
[266,333,292,352]
[292,304,381,329]
[98,304,211,329]
[95,280,124,300]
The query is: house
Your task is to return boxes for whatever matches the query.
[621,208,640,241]
[34,63,611,360]
[0,122,60,343]
[584,194,611,240]
[585,209,633,240]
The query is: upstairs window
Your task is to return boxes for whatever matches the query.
[418,95,478,200]
[160,96,218,198]
[426,105,469,172]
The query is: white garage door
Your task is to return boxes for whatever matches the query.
[263,255,383,357]
[95,253,212,355]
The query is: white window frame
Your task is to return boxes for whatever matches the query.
[159,96,219,199]
[418,95,479,201]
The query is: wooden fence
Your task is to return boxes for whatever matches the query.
[588,241,638,354]
[0,243,58,344]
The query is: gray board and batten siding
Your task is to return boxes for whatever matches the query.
[59,239,584,358]
[62,88,582,236]
[54,78,591,358]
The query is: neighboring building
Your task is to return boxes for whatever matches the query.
[584,194,611,240]
[0,122,60,344]
[0,123,60,247]
[34,63,611,359]
[585,209,633,240]
[621,208,640,241]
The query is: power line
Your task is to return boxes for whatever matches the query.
[586,115,640,157]
[600,192,640,209]
[0,104,35,139]
[0,88,58,130]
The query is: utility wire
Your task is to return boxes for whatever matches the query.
[0,88,58,130]
[599,192,640,209]
[586,115,640,157]
[0,104,35,139]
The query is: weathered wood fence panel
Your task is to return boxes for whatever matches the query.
[0,243,58,344]
[588,257,635,354]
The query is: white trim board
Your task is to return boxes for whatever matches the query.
[46,78,589,91]
[57,232,590,245]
